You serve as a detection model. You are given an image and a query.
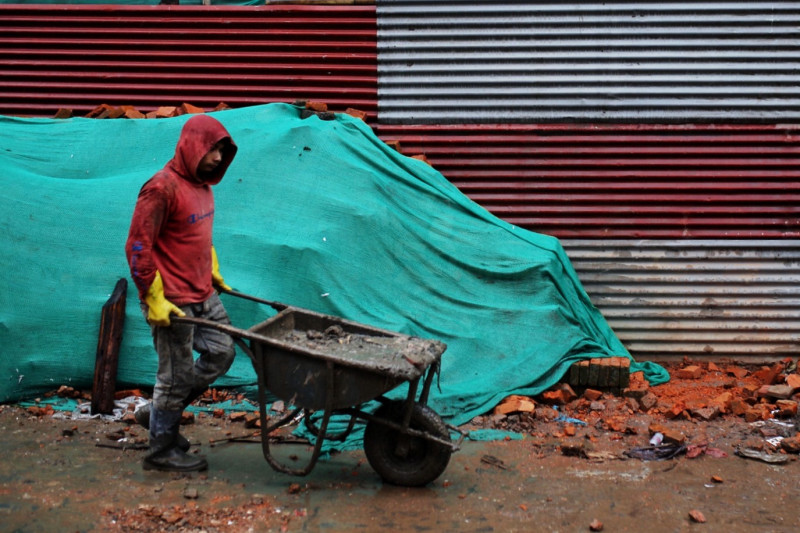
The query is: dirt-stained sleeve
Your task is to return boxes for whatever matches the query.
[125,178,169,300]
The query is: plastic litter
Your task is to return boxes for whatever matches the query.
[624,443,687,461]
[649,432,664,446]
[735,446,790,464]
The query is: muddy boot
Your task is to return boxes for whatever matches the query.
[143,409,207,472]
[134,402,191,452]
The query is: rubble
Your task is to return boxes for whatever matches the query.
[470,358,800,463]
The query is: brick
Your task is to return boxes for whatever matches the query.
[595,358,608,387]
[384,140,402,152]
[618,357,631,388]
[410,154,432,165]
[494,395,536,415]
[744,405,772,422]
[569,362,581,385]
[54,108,73,119]
[583,388,603,401]
[785,373,800,391]
[345,107,368,121]
[729,398,749,416]
[677,365,703,380]
[244,413,261,428]
[213,102,232,111]
[588,360,601,386]
[726,365,749,379]
[759,384,794,400]
[663,402,686,419]
[753,363,782,385]
[741,383,760,399]
[154,106,178,118]
[177,102,205,115]
[305,101,328,112]
[608,358,620,388]
[85,103,112,118]
[622,387,648,400]
[691,406,720,421]
[781,436,800,454]
[541,383,577,405]
[578,360,590,386]
[648,423,686,444]
[640,392,658,411]
[776,399,798,418]
[119,105,145,119]
[710,392,733,413]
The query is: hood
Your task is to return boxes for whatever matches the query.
[168,114,237,185]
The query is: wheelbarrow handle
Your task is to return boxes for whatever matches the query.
[219,288,288,312]
[170,315,260,341]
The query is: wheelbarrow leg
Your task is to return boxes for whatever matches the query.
[257,359,336,476]
[395,377,420,457]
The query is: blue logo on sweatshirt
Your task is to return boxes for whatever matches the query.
[188,210,214,224]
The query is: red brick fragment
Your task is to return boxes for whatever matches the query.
[541,383,577,405]
[384,140,403,152]
[726,365,749,379]
[177,102,205,115]
[677,365,703,380]
[752,363,782,385]
[781,436,800,454]
[776,399,798,418]
[785,373,800,391]
[494,395,536,416]
[154,106,178,119]
[410,154,432,165]
[120,105,145,119]
[345,107,368,121]
[583,388,603,401]
[305,101,328,112]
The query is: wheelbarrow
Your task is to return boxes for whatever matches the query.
[174,290,464,487]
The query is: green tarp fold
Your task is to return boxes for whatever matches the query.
[0,103,667,426]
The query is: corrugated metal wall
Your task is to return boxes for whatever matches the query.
[565,239,800,361]
[374,122,800,239]
[377,1,800,123]
[0,4,377,117]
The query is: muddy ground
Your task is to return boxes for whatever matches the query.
[2,360,800,533]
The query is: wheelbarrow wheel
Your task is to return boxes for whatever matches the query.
[363,401,452,487]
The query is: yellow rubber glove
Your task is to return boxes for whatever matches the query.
[211,246,232,292]
[144,271,185,327]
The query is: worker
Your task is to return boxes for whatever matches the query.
[125,114,238,472]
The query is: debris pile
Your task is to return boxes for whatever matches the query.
[474,358,800,461]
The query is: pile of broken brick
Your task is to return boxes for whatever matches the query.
[479,357,800,456]
[51,100,433,165]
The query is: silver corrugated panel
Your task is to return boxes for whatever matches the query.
[377,1,800,123]
[562,239,800,362]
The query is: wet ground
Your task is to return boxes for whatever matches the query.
[2,361,800,532]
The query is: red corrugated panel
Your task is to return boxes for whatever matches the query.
[0,4,377,117]
[375,123,800,239]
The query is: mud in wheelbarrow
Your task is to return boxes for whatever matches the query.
[175,292,463,487]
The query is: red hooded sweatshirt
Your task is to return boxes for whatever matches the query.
[126,115,238,305]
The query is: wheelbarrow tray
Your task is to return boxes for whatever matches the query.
[246,307,446,411]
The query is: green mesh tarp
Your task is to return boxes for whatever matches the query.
[0,103,667,425]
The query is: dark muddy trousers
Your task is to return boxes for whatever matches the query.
[144,292,236,411]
